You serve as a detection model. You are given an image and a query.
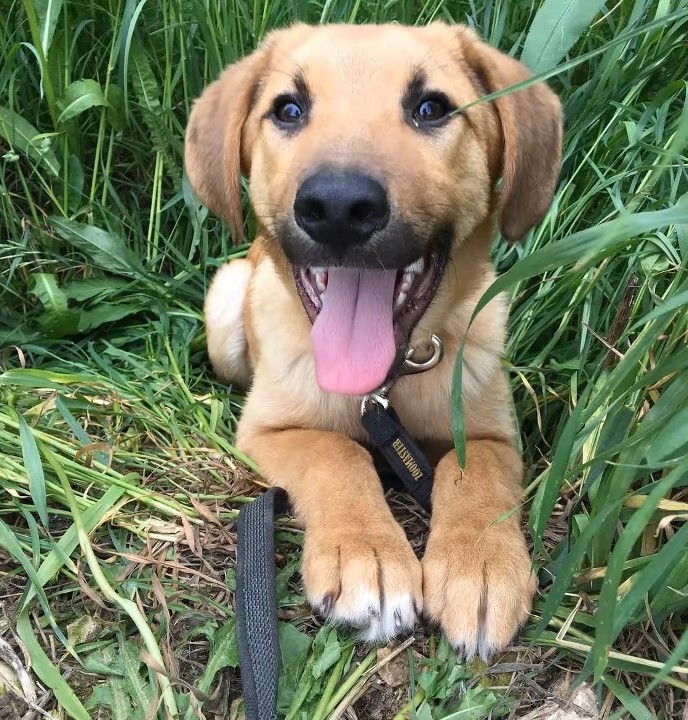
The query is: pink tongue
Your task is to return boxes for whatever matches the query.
[311,268,397,395]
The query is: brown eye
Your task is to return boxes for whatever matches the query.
[411,94,453,127]
[273,96,305,125]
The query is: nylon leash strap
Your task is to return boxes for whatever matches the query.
[235,487,289,720]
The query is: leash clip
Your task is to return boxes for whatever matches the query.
[360,333,444,416]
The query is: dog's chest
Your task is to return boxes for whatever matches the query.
[281,360,455,445]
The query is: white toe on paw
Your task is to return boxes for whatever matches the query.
[326,587,381,629]
[315,590,417,643]
[303,530,422,643]
[360,593,417,642]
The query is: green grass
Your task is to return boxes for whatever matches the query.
[1,0,688,718]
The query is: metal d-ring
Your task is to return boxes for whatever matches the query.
[360,334,444,417]
[401,333,444,375]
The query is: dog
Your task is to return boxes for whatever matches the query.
[185,21,562,659]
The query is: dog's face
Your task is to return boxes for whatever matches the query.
[186,23,562,395]
[247,24,494,269]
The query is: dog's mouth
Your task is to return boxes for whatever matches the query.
[294,249,447,395]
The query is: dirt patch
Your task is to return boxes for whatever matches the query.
[0,688,29,719]
[355,681,407,719]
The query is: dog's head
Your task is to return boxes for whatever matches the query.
[186,22,562,395]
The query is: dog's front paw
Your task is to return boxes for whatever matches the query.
[302,522,422,642]
[422,524,536,660]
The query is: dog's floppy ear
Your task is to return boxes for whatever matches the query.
[184,48,269,242]
[462,30,563,242]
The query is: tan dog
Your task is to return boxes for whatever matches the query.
[186,22,562,659]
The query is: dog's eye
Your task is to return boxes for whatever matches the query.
[273,97,304,125]
[412,95,452,126]
[414,99,448,122]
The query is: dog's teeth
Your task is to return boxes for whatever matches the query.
[395,290,407,310]
[405,258,425,275]
[400,272,413,292]
[315,271,327,293]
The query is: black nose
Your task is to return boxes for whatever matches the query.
[294,170,390,248]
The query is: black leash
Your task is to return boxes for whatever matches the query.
[235,487,290,720]
[234,336,443,720]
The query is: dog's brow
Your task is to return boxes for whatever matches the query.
[293,69,313,106]
[401,66,426,108]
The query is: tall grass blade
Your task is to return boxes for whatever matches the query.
[34,0,64,56]
[16,610,91,720]
[521,0,605,72]
[17,412,49,527]
[0,106,59,176]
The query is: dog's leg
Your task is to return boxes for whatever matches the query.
[238,427,423,640]
[422,440,536,660]
[204,259,253,387]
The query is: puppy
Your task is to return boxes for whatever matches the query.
[186,22,562,659]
